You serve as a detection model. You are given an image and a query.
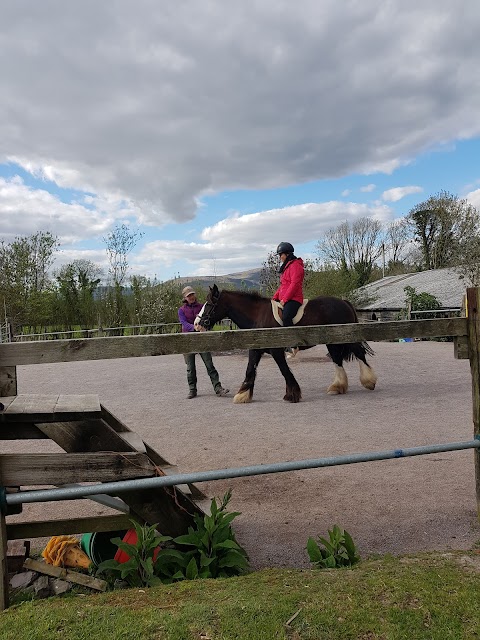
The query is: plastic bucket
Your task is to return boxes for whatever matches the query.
[80,530,127,567]
[114,529,161,564]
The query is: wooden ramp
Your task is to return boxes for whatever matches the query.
[0,394,207,609]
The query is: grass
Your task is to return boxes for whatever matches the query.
[3,551,480,639]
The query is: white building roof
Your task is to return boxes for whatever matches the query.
[358,268,466,309]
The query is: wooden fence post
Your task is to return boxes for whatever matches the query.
[0,366,17,397]
[467,288,480,517]
[0,509,8,610]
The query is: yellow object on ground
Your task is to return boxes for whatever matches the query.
[42,535,91,569]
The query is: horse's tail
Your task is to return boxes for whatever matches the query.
[326,340,375,364]
[328,299,375,362]
[344,300,374,358]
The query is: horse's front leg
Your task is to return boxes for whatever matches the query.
[233,349,264,404]
[270,348,302,403]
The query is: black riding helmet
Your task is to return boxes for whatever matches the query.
[276,241,294,255]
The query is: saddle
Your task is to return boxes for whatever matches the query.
[271,299,308,326]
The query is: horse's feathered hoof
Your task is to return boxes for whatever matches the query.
[233,390,253,404]
[327,385,347,395]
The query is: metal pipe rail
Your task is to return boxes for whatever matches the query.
[2,439,480,511]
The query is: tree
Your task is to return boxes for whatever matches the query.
[55,260,102,329]
[259,251,280,296]
[406,191,479,270]
[383,218,414,274]
[403,286,441,320]
[455,234,480,286]
[103,224,144,328]
[316,217,383,288]
[0,231,59,329]
[104,224,143,288]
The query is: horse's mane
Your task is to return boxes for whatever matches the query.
[221,289,269,302]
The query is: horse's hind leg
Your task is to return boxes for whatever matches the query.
[351,343,377,390]
[325,344,348,394]
[233,349,264,404]
[270,348,302,402]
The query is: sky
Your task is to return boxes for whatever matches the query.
[1,1,480,281]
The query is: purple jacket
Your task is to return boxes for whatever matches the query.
[178,301,203,333]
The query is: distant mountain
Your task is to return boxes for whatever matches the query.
[175,268,263,291]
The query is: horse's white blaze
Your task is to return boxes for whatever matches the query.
[359,361,377,390]
[194,303,206,327]
[233,390,252,404]
[327,364,348,395]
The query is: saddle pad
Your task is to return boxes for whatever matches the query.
[271,300,308,326]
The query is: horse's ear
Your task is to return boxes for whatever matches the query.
[212,283,219,297]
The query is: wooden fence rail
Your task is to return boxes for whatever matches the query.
[0,317,467,368]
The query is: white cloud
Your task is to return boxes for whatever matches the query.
[341,189,351,197]
[0,176,113,243]
[382,186,423,202]
[1,2,480,223]
[466,188,480,210]
[135,200,394,276]
[360,184,376,193]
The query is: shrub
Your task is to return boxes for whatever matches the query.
[307,525,360,569]
[98,520,171,587]
[167,489,249,580]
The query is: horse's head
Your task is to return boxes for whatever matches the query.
[199,284,225,329]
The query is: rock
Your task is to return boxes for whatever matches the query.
[9,571,37,590]
[114,579,129,589]
[33,575,51,598]
[50,579,72,595]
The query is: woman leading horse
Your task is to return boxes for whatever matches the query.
[198,284,377,403]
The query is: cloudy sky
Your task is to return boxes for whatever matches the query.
[1,1,480,280]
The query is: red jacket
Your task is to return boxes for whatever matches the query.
[273,258,304,304]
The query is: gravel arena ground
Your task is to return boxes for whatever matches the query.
[5,340,480,569]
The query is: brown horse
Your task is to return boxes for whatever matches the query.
[199,285,377,403]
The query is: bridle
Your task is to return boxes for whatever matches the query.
[199,297,218,329]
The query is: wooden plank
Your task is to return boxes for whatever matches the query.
[0,367,17,397]
[36,419,204,537]
[37,419,135,454]
[0,397,16,412]
[6,540,30,573]
[0,511,8,610]
[467,288,480,519]
[0,423,49,439]
[0,317,468,366]
[1,394,102,423]
[7,514,133,539]
[24,558,107,591]
[56,394,100,414]
[0,452,156,485]
[6,394,58,415]
[454,335,469,359]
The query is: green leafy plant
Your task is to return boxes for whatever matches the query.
[166,489,249,580]
[97,519,172,587]
[404,285,441,318]
[97,490,249,588]
[307,525,360,569]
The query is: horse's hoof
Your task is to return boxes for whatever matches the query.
[233,391,252,404]
[363,382,376,390]
[283,394,301,403]
[327,385,347,395]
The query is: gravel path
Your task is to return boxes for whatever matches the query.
[5,340,479,568]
